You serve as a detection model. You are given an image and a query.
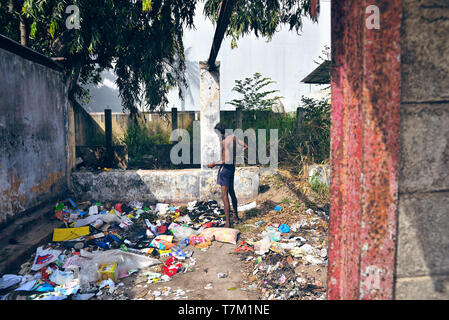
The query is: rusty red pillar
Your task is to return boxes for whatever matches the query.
[328,0,402,299]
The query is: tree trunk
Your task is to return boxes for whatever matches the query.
[66,61,84,118]
[19,16,27,46]
[9,0,28,46]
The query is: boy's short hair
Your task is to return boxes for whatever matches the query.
[214,122,226,135]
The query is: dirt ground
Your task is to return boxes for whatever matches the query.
[94,168,330,301]
[104,242,259,300]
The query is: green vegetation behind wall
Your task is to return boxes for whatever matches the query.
[221,97,331,169]
[119,97,330,170]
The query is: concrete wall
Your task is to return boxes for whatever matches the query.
[74,103,106,146]
[88,111,197,143]
[395,0,449,300]
[0,37,73,226]
[70,167,260,204]
[86,110,285,144]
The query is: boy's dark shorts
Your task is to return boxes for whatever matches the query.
[217,164,235,187]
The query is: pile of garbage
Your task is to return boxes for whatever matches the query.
[234,207,328,300]
[0,199,238,300]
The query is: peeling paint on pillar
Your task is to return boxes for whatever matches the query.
[328,0,364,300]
[200,61,221,169]
[359,0,401,300]
[328,0,401,300]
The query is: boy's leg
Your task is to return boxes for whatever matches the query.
[221,185,231,228]
[228,184,241,223]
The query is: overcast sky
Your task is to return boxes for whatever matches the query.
[84,0,330,113]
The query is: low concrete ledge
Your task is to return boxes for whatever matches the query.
[71,167,260,204]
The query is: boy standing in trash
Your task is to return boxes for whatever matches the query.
[208,123,248,228]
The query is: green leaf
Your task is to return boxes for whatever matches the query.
[49,19,57,39]
[142,0,152,12]
[30,21,37,39]
[88,42,94,54]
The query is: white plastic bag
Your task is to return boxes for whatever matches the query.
[155,203,169,215]
[168,222,197,241]
[78,250,161,285]
[262,231,281,242]
[99,212,122,225]
[88,206,98,215]
[31,246,62,271]
[254,238,271,255]
[176,215,192,224]
[187,201,197,211]
[74,215,101,227]
[129,201,143,209]
[261,226,282,242]
[290,244,315,258]
[0,275,22,290]
[304,255,323,265]
[75,212,121,227]
[238,201,257,212]
[49,270,74,286]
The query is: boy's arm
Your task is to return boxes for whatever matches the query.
[236,137,248,151]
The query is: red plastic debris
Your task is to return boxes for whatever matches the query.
[235,242,254,253]
[162,256,182,277]
[114,203,123,213]
[202,221,218,229]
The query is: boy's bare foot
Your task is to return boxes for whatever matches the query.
[231,212,242,225]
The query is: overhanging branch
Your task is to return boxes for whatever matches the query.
[207,0,236,69]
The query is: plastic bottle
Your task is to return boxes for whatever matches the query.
[170,246,186,259]
[179,238,190,248]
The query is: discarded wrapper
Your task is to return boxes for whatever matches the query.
[98,263,118,283]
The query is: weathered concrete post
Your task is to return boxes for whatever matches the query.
[235,107,244,165]
[172,107,178,132]
[199,61,221,169]
[236,107,243,129]
[104,109,113,168]
[296,107,304,133]
[171,107,179,143]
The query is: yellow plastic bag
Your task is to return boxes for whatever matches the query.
[52,226,90,242]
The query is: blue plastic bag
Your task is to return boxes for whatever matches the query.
[278,224,290,233]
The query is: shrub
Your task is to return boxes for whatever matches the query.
[227,73,283,111]
[235,96,331,169]
[121,122,170,167]
[310,171,330,196]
